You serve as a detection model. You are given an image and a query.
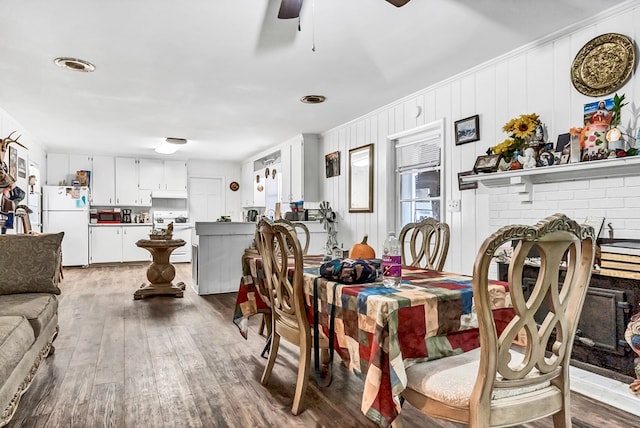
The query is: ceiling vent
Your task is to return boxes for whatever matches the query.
[300,95,326,104]
[53,57,96,72]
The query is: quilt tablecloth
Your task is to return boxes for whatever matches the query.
[233,258,514,427]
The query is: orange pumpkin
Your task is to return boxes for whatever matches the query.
[350,235,376,259]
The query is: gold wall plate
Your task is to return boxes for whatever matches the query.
[571,33,636,97]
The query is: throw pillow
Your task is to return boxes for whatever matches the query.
[0,232,64,295]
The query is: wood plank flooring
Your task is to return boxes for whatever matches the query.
[5,263,637,427]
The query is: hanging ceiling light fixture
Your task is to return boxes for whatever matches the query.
[155,137,187,154]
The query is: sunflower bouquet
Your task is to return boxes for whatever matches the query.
[492,113,541,162]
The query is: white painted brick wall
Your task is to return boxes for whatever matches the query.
[488,173,640,240]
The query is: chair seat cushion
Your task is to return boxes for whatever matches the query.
[0,316,35,387]
[405,348,551,408]
[0,294,58,339]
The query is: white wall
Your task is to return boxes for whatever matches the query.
[321,3,640,275]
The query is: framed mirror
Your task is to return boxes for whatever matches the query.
[348,144,374,213]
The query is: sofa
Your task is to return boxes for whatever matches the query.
[0,232,63,427]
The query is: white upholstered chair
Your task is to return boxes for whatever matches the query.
[401,213,596,427]
[399,217,450,270]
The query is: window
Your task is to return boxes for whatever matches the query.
[390,119,444,226]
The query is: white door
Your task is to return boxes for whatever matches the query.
[189,177,224,242]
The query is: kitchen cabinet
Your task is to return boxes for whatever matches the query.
[91,155,116,205]
[122,226,153,261]
[138,159,163,190]
[163,160,188,191]
[90,225,152,263]
[46,153,92,186]
[89,226,121,263]
[115,157,139,205]
[241,161,254,207]
[280,133,320,203]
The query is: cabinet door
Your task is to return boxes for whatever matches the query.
[115,157,139,205]
[69,155,93,178]
[280,144,292,203]
[90,226,122,263]
[91,155,115,205]
[138,159,163,190]
[163,160,187,191]
[122,226,152,262]
[289,137,304,201]
[46,153,69,186]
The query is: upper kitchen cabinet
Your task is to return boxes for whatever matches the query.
[91,155,116,205]
[46,153,92,186]
[280,134,320,203]
[241,160,258,207]
[162,160,187,192]
[115,157,139,205]
[138,158,163,190]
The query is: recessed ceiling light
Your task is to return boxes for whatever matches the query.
[53,57,96,72]
[300,95,326,104]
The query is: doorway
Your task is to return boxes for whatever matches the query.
[188,176,225,244]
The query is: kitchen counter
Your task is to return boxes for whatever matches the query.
[193,221,326,295]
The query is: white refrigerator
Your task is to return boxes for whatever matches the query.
[42,186,90,267]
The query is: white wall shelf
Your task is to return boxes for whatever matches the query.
[461,156,640,189]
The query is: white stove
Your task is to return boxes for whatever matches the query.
[153,210,193,263]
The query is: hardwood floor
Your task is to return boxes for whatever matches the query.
[6,263,637,427]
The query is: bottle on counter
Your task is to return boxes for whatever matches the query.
[382,232,401,288]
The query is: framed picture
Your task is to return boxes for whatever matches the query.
[8,146,17,181]
[473,154,501,173]
[458,170,478,191]
[325,151,340,178]
[17,157,26,179]
[454,114,480,145]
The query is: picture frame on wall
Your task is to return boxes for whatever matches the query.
[8,146,17,181]
[473,154,501,173]
[17,157,26,179]
[454,114,480,145]
[458,170,478,191]
[325,151,341,178]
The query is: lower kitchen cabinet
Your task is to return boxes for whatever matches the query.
[90,225,152,263]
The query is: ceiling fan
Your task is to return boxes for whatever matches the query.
[277,0,411,19]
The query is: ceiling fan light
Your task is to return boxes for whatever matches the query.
[155,137,187,154]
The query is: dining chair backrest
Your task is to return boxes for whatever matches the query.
[470,213,595,426]
[274,218,310,255]
[399,217,450,270]
[256,218,308,342]
[401,214,595,426]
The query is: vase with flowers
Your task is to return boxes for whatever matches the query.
[491,113,541,163]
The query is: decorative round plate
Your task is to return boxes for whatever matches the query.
[571,33,636,97]
[229,181,239,191]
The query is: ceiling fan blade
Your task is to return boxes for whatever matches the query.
[278,0,303,19]
[386,0,411,6]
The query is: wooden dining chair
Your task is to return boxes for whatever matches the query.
[274,218,310,255]
[256,219,329,415]
[399,217,450,270]
[400,213,595,427]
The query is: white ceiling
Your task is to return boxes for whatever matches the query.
[0,0,627,162]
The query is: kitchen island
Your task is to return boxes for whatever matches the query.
[193,221,326,295]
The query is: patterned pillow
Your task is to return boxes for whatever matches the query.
[0,233,64,295]
[320,258,381,284]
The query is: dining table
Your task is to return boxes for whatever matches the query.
[233,253,514,427]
